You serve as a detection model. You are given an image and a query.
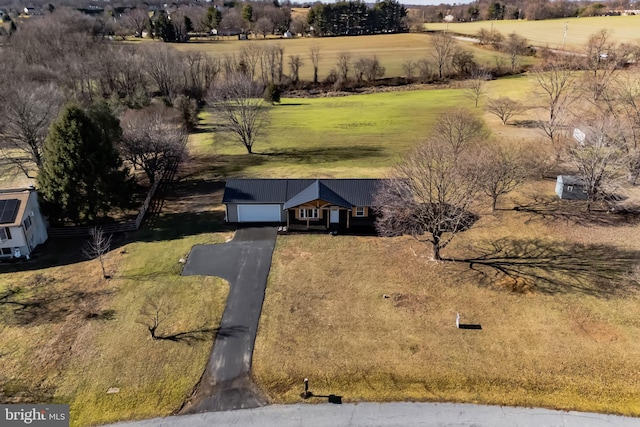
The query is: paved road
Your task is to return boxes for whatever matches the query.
[107,402,640,427]
[180,227,277,413]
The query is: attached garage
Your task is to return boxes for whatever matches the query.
[237,204,282,222]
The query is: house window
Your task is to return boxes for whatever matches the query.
[299,208,319,219]
[567,185,574,192]
[355,207,366,217]
[0,248,11,255]
[0,228,11,241]
[23,216,32,231]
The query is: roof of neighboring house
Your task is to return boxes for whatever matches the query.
[558,175,585,186]
[223,179,384,207]
[0,189,32,227]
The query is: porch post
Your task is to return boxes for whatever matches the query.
[326,210,330,228]
[347,209,350,229]
[306,218,310,229]
[286,209,290,227]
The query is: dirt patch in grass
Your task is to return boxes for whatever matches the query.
[254,202,640,415]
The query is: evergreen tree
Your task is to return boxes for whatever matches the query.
[38,104,132,225]
[154,11,176,42]
[206,6,222,30]
[263,83,281,104]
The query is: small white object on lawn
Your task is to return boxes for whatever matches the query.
[178,258,186,264]
[107,387,120,394]
[456,313,460,329]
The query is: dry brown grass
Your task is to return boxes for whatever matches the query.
[253,180,640,415]
[0,178,231,427]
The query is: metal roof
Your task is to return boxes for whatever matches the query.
[284,181,353,209]
[558,175,586,186]
[222,179,384,207]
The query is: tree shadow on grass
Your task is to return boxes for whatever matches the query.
[259,145,384,164]
[454,238,640,297]
[0,276,117,325]
[154,325,247,345]
[513,196,640,227]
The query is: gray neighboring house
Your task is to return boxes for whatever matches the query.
[555,175,588,200]
[222,179,383,230]
[0,187,48,259]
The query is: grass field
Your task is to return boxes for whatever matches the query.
[189,75,540,179]
[253,180,640,415]
[0,183,231,427]
[164,33,534,81]
[429,15,640,50]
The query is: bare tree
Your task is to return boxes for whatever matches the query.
[432,108,488,156]
[431,33,456,79]
[207,74,270,154]
[254,16,274,38]
[83,227,112,279]
[138,296,171,339]
[119,104,188,184]
[477,141,528,210]
[531,64,578,154]
[417,58,432,82]
[610,73,640,183]
[486,97,526,125]
[284,56,301,86]
[464,69,491,108]
[183,51,220,101]
[141,43,185,102]
[259,44,284,84]
[504,32,529,72]
[374,138,481,261]
[0,83,63,179]
[336,53,352,81]
[309,45,321,84]
[583,30,620,102]
[402,59,417,80]
[239,44,263,80]
[569,116,628,210]
[123,7,148,37]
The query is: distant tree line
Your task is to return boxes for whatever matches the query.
[414,0,639,24]
[306,0,407,36]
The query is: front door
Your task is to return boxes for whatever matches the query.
[330,209,340,223]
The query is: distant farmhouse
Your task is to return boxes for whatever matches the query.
[0,188,48,260]
[555,175,588,201]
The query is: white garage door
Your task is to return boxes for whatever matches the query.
[237,204,282,222]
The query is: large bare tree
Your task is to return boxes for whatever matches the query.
[83,227,112,279]
[374,109,485,260]
[0,83,63,178]
[531,64,578,155]
[207,74,270,154]
[569,116,628,210]
[375,139,481,261]
[431,33,456,79]
[119,105,188,184]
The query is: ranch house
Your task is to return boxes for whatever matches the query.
[0,187,48,260]
[222,179,383,231]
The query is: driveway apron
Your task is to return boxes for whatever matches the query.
[180,227,277,412]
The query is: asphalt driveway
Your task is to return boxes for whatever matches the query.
[180,226,277,413]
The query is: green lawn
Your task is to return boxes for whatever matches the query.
[154,33,533,81]
[190,75,540,178]
[429,15,640,50]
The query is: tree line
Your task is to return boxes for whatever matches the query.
[416,0,637,24]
